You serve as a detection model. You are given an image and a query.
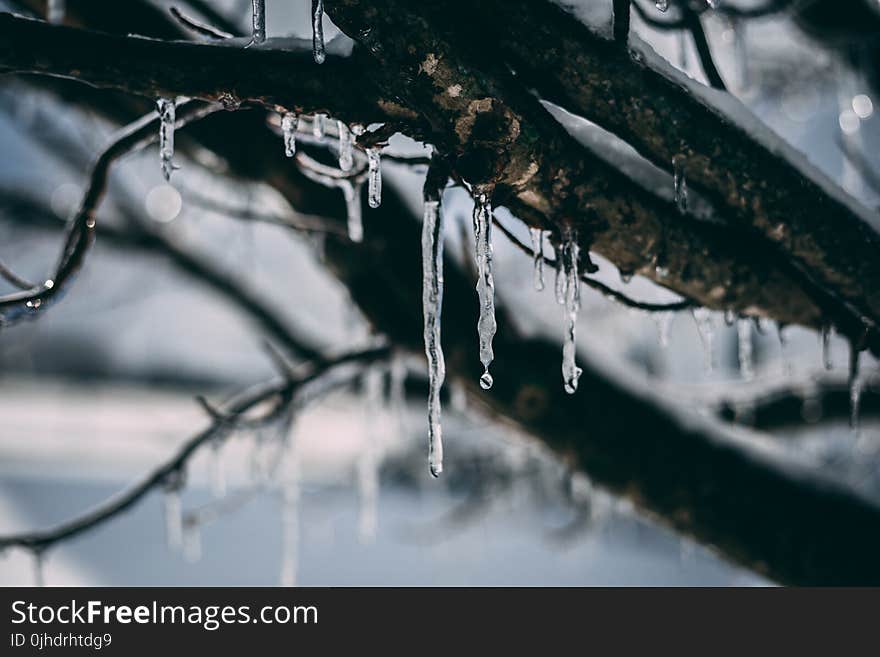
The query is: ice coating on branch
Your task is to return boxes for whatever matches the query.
[281,112,298,157]
[654,311,674,348]
[691,308,715,373]
[529,228,545,291]
[342,181,363,242]
[472,191,497,390]
[367,148,382,208]
[553,243,566,305]
[337,121,353,171]
[820,326,833,370]
[312,113,326,140]
[560,227,582,394]
[47,0,65,24]
[422,196,446,477]
[673,154,688,213]
[312,0,326,64]
[156,98,176,182]
[737,319,754,381]
[252,0,266,43]
[849,343,863,436]
[655,0,669,11]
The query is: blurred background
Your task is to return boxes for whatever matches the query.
[0,0,877,586]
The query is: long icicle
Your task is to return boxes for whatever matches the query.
[472,189,497,390]
[529,228,545,291]
[156,98,176,181]
[849,341,863,437]
[561,227,582,394]
[342,180,363,242]
[252,0,266,44]
[337,120,353,171]
[312,0,326,64]
[422,175,446,477]
[367,148,382,208]
[281,112,298,157]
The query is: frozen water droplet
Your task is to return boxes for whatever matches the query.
[281,112,298,157]
[655,0,669,11]
[529,228,545,291]
[312,113,326,140]
[849,342,862,437]
[560,227,582,394]
[337,121,353,171]
[342,181,363,242]
[367,148,382,208]
[673,155,688,214]
[156,98,176,181]
[472,190,497,389]
[737,319,754,381]
[422,197,446,477]
[479,370,493,390]
[47,0,65,23]
[252,0,266,44]
[312,0,326,64]
[691,308,715,373]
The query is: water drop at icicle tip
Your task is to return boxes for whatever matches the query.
[480,370,494,390]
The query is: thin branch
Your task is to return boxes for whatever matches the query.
[169,6,234,40]
[0,345,389,552]
[0,258,35,290]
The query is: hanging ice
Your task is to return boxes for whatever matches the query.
[472,191,497,390]
[560,228,583,394]
[849,342,863,436]
[820,325,833,370]
[47,0,65,23]
[422,195,446,477]
[156,98,176,182]
[281,112,298,157]
[654,311,674,348]
[777,323,792,376]
[553,243,566,305]
[737,319,754,381]
[252,0,266,44]
[529,228,545,291]
[367,148,382,208]
[655,0,668,10]
[312,113,326,140]
[691,308,715,373]
[673,155,688,214]
[338,121,353,171]
[342,181,363,242]
[312,0,326,64]
[163,487,183,550]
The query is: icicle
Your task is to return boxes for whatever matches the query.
[342,181,363,242]
[281,112,298,157]
[251,0,266,43]
[156,98,176,182]
[673,155,688,214]
[312,0,326,64]
[819,325,834,370]
[654,311,674,348]
[655,0,669,11]
[553,243,567,305]
[367,148,382,208]
[849,342,863,436]
[47,0,65,24]
[32,549,45,587]
[337,121,353,171]
[619,270,633,284]
[422,195,446,477]
[182,523,202,563]
[472,191,497,390]
[529,228,545,291]
[777,323,792,376]
[164,487,183,550]
[279,478,299,586]
[691,308,715,373]
[358,367,382,542]
[737,319,754,381]
[560,228,583,394]
[312,113,326,140]
[706,0,719,8]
